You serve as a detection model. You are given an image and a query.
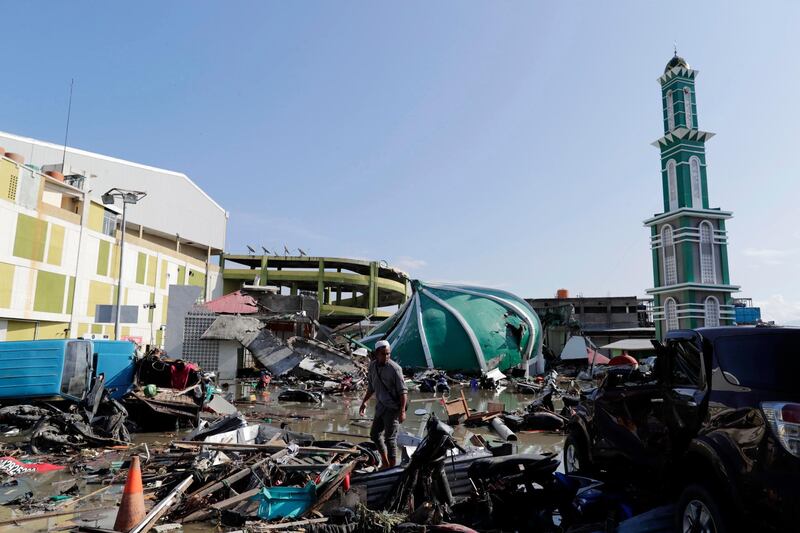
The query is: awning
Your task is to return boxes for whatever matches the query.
[599,339,656,352]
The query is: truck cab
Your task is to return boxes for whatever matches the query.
[0,339,136,402]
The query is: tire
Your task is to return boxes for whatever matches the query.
[563,431,590,474]
[675,483,729,533]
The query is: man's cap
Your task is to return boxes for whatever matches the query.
[375,340,390,350]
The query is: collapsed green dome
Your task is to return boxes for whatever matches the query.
[362,280,543,374]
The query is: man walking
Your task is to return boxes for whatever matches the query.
[359,340,407,468]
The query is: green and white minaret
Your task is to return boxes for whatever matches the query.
[645,53,739,338]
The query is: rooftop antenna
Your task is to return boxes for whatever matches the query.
[673,42,678,56]
[61,78,74,171]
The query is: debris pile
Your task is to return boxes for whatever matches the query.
[202,315,368,388]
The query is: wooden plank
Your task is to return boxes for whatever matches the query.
[246,517,328,531]
[186,448,289,502]
[172,441,359,455]
[181,487,261,523]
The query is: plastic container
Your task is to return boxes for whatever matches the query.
[253,482,316,520]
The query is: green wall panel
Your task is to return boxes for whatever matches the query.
[136,252,147,285]
[97,240,110,276]
[34,270,66,314]
[13,214,47,262]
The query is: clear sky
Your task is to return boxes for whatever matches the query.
[2,2,799,322]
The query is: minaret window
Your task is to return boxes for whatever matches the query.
[683,88,693,129]
[699,221,716,283]
[704,296,720,327]
[666,91,675,130]
[662,225,677,285]
[690,156,702,208]
[665,297,679,331]
[667,160,678,210]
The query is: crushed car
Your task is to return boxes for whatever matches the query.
[565,326,800,532]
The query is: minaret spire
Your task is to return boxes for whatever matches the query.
[645,54,740,337]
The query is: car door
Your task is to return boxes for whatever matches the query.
[591,367,663,469]
[660,331,709,456]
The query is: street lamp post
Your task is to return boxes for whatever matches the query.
[102,188,146,340]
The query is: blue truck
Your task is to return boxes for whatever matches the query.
[0,339,137,402]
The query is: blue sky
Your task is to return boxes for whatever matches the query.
[2,2,799,322]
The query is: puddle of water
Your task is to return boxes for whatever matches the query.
[235,383,565,456]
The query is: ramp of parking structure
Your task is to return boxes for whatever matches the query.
[221,255,409,325]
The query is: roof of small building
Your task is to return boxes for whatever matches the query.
[203,290,259,314]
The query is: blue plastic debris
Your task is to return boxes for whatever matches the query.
[252,482,316,520]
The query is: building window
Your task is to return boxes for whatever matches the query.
[699,221,716,283]
[704,296,720,327]
[662,225,677,285]
[666,91,675,130]
[665,297,679,331]
[102,210,117,237]
[690,156,702,208]
[667,159,678,211]
[683,88,693,129]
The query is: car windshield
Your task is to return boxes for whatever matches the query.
[714,331,800,392]
[60,341,91,398]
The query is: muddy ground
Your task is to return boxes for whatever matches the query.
[0,383,565,532]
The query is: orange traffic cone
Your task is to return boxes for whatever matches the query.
[114,455,146,532]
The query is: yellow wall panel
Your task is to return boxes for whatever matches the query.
[160,259,168,289]
[6,321,36,341]
[110,244,120,279]
[147,255,157,287]
[65,276,76,314]
[13,214,48,261]
[88,203,105,233]
[46,224,65,266]
[0,159,18,202]
[87,280,113,316]
[0,263,13,308]
[37,321,69,339]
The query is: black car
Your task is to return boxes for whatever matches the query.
[564,326,800,533]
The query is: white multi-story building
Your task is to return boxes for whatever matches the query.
[0,130,227,346]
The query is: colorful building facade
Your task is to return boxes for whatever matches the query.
[645,55,739,338]
[0,131,226,346]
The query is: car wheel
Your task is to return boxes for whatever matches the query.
[676,483,729,533]
[563,432,589,474]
